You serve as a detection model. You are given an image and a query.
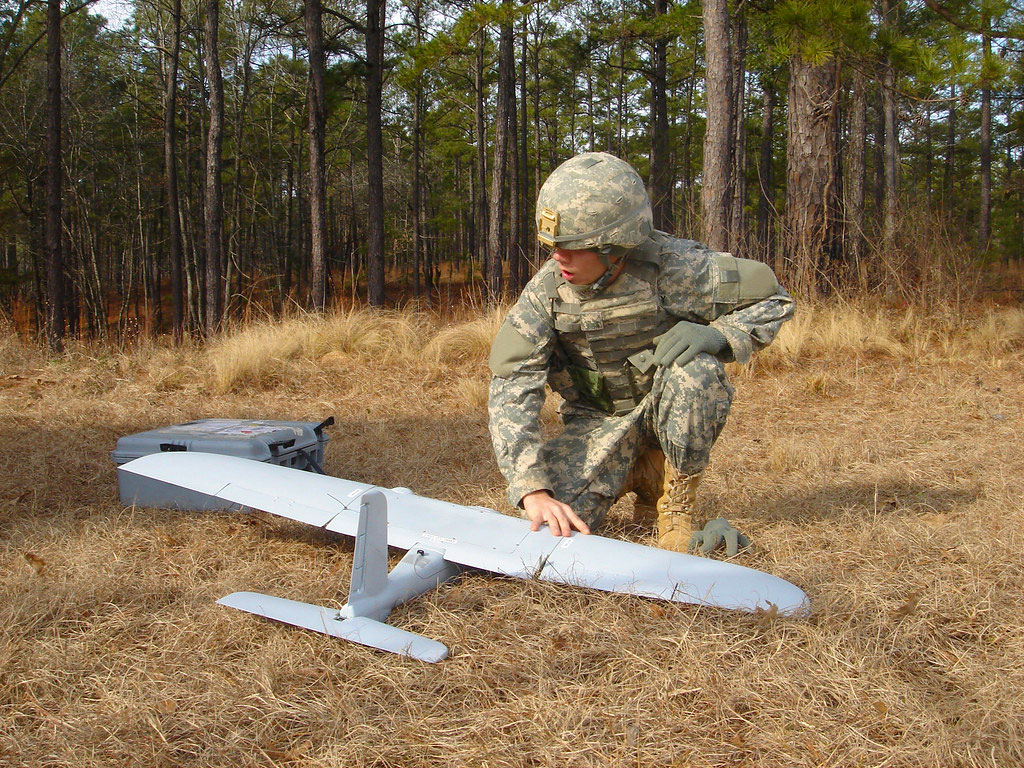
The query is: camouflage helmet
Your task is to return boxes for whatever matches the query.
[536,152,653,252]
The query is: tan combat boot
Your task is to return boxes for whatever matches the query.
[656,467,702,551]
[622,449,665,526]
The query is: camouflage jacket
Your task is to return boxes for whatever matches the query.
[488,231,795,507]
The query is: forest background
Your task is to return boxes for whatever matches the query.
[3,1,1024,764]
[0,0,1022,346]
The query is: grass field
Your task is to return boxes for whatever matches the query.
[1,301,1022,767]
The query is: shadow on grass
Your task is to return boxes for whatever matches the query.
[709,480,979,525]
[0,412,497,526]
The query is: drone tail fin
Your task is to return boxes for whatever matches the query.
[348,490,390,608]
[342,489,462,622]
[218,489,460,662]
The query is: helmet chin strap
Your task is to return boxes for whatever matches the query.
[589,246,628,293]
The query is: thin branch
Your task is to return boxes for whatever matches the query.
[922,0,1024,40]
[322,6,364,34]
[0,0,101,92]
[0,0,32,76]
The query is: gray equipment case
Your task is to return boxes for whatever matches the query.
[113,417,333,510]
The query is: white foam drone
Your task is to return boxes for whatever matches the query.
[120,453,809,662]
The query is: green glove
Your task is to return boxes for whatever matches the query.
[688,517,750,556]
[652,321,728,369]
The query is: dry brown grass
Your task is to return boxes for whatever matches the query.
[422,304,508,365]
[745,301,1024,376]
[1,300,1022,767]
[207,309,438,393]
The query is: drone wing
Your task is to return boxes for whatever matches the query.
[120,452,809,656]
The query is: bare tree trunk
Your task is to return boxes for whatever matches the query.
[283,153,294,300]
[943,84,955,219]
[924,104,933,199]
[882,65,898,246]
[979,16,991,247]
[65,262,79,337]
[181,92,201,330]
[681,27,699,231]
[831,81,845,272]
[27,177,44,331]
[474,29,489,285]
[701,0,732,250]
[44,0,64,350]
[305,0,327,309]
[516,13,531,291]
[133,66,150,335]
[616,37,625,156]
[783,55,839,294]
[729,7,747,255]
[845,67,867,262]
[366,0,386,306]
[467,142,477,282]
[586,62,594,151]
[508,40,522,291]
[881,0,899,248]
[756,74,775,263]
[164,0,183,338]
[411,0,423,299]
[487,12,513,302]
[203,0,224,334]
[227,34,253,314]
[873,94,884,222]
[649,0,672,232]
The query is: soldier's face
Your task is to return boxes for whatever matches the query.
[551,247,605,285]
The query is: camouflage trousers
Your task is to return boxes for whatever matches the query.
[539,353,734,530]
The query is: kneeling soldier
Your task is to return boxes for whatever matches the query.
[487,152,794,553]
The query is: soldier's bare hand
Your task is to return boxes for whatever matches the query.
[522,491,591,537]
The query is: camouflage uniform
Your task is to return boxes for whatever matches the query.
[489,232,794,530]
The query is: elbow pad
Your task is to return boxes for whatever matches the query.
[713,253,780,308]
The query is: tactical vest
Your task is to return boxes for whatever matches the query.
[543,253,674,416]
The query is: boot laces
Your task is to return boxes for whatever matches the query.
[662,472,698,515]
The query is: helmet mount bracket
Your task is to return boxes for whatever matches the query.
[538,207,559,249]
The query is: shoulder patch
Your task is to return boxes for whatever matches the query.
[489,320,538,378]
